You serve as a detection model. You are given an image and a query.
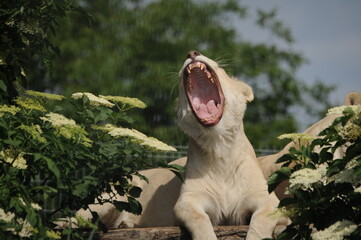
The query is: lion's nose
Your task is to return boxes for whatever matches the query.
[187,50,201,60]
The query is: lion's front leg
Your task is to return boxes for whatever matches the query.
[246,193,280,240]
[174,192,217,240]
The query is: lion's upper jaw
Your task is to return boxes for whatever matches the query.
[177,55,251,154]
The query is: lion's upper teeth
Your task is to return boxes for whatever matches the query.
[186,62,215,84]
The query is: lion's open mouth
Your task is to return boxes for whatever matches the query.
[183,61,225,127]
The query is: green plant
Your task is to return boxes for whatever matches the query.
[0,90,178,239]
[268,106,361,240]
[0,0,77,104]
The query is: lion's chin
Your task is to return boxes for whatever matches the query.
[183,60,225,127]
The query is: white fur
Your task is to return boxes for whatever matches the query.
[174,54,283,240]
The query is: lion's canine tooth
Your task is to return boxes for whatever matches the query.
[200,64,205,70]
[187,68,191,74]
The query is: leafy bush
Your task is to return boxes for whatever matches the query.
[0,91,178,239]
[268,106,361,240]
[0,0,76,103]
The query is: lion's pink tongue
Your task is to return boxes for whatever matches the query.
[206,100,218,114]
[192,97,218,119]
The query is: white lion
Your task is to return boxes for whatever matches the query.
[70,54,360,238]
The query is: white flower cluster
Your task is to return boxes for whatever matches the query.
[46,230,61,239]
[288,164,327,193]
[100,95,147,109]
[331,158,361,186]
[18,124,47,144]
[14,97,46,112]
[19,198,42,211]
[326,105,361,141]
[0,149,27,169]
[311,220,357,240]
[25,90,64,101]
[337,121,361,142]
[71,92,115,108]
[327,105,361,116]
[140,137,177,152]
[40,113,92,147]
[0,208,37,238]
[40,112,76,126]
[96,124,176,152]
[17,219,34,238]
[0,104,20,117]
[0,208,15,223]
[278,133,314,147]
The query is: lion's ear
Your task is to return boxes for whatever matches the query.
[344,92,361,105]
[237,80,254,103]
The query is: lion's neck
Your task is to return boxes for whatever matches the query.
[187,124,251,164]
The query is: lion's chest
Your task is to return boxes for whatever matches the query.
[201,168,255,225]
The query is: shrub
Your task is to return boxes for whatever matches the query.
[268,106,361,240]
[0,91,178,239]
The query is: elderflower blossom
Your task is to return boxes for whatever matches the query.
[0,149,27,169]
[75,215,97,229]
[327,106,361,141]
[278,133,314,145]
[311,220,357,240]
[337,121,361,141]
[46,230,61,239]
[18,124,47,143]
[40,113,92,147]
[331,158,361,186]
[141,137,177,152]
[271,205,300,219]
[71,92,115,108]
[18,198,42,211]
[14,97,45,112]
[40,112,76,126]
[25,90,64,101]
[95,124,176,152]
[0,208,15,223]
[17,219,35,238]
[108,127,148,142]
[100,95,147,109]
[327,105,361,116]
[288,164,327,193]
[0,105,20,117]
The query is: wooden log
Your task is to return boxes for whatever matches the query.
[99,225,249,240]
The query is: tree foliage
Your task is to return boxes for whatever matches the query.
[0,0,76,104]
[25,0,333,148]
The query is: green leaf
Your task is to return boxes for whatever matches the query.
[353,165,361,177]
[165,163,185,182]
[127,197,142,215]
[0,80,7,92]
[268,167,291,193]
[94,107,111,123]
[319,148,333,162]
[26,209,38,226]
[113,200,130,212]
[276,153,294,164]
[43,156,61,183]
[129,186,142,198]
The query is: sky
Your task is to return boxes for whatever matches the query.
[234,1,361,129]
